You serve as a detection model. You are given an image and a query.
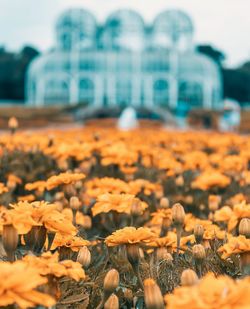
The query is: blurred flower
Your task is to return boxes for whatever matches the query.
[105,227,156,247]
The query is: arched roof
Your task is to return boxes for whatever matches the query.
[55,8,97,50]
[153,10,194,47]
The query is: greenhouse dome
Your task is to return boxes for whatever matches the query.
[26,8,223,111]
[56,8,97,51]
[152,10,194,51]
[101,9,145,51]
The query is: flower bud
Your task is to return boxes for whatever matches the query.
[77,246,91,268]
[126,244,140,266]
[192,244,206,261]
[2,224,18,261]
[70,196,81,210]
[156,247,170,262]
[175,175,184,187]
[208,195,221,212]
[194,224,204,244]
[79,215,92,230]
[239,218,250,238]
[104,269,120,295]
[104,294,119,309]
[144,278,164,309]
[181,269,199,286]
[131,199,143,217]
[172,203,185,226]
[159,197,169,209]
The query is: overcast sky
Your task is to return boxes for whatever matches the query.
[0,0,249,67]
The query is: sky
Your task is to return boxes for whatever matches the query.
[0,0,249,67]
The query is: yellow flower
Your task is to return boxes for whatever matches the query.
[191,169,231,190]
[46,172,85,190]
[218,235,250,259]
[105,227,156,247]
[164,273,250,309]
[0,261,55,309]
[85,177,130,198]
[23,252,85,281]
[51,233,90,251]
[92,193,147,216]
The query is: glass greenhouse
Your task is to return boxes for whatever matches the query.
[26,8,223,110]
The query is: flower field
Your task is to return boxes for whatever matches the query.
[0,119,250,308]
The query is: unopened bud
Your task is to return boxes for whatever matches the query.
[79,215,92,230]
[104,294,119,309]
[192,244,206,261]
[239,218,250,238]
[156,247,170,262]
[131,199,143,217]
[194,224,204,244]
[159,197,169,209]
[2,224,18,261]
[175,175,184,187]
[70,196,81,210]
[77,246,91,268]
[172,203,185,226]
[144,278,164,309]
[208,195,221,212]
[104,269,120,295]
[181,269,199,286]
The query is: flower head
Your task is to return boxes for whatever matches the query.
[105,227,156,247]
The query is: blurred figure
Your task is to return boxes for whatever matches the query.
[117,107,138,130]
[219,99,241,132]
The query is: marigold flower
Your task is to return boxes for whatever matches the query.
[25,180,47,193]
[0,261,55,308]
[218,235,250,259]
[0,182,8,195]
[105,227,156,247]
[191,169,231,190]
[23,252,85,281]
[85,177,130,198]
[92,193,147,216]
[46,172,85,190]
[164,273,250,309]
[50,233,90,251]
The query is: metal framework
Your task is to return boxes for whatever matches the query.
[26,9,223,110]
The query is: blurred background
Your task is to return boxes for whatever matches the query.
[0,0,249,131]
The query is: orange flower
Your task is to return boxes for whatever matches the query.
[218,235,250,259]
[91,193,148,216]
[25,180,47,193]
[23,252,85,281]
[51,233,90,251]
[214,201,250,232]
[46,172,85,190]
[164,273,250,309]
[7,201,76,235]
[184,214,213,233]
[18,194,36,202]
[147,231,177,248]
[0,183,8,195]
[191,169,231,190]
[85,177,130,198]
[150,209,172,226]
[0,261,55,309]
[128,179,163,196]
[105,227,156,247]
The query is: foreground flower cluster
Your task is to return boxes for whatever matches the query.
[0,120,250,308]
